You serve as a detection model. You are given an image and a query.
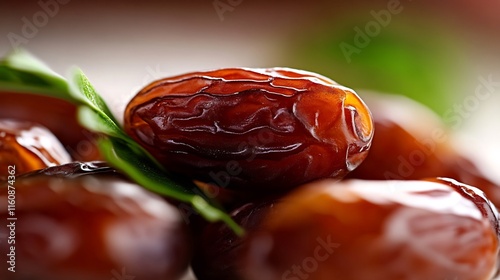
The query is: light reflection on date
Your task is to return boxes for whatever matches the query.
[125,67,374,192]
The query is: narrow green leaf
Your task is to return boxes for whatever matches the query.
[0,49,244,235]
[69,69,119,124]
[69,64,244,235]
[99,137,245,236]
[0,49,71,101]
[77,106,121,137]
[98,137,195,201]
[191,196,244,236]
[2,49,64,80]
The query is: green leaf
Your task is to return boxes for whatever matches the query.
[69,70,125,140]
[69,69,120,126]
[98,137,200,201]
[0,49,244,236]
[77,106,121,136]
[3,49,63,79]
[98,137,245,235]
[0,49,71,101]
[67,61,243,235]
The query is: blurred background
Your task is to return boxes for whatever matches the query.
[2,0,500,278]
[3,0,498,178]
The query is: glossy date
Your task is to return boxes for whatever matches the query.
[192,197,280,280]
[242,178,499,280]
[347,92,500,209]
[0,119,71,180]
[0,162,192,280]
[0,92,101,161]
[125,68,373,192]
[193,178,499,280]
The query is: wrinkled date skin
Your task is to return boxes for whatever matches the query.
[0,92,101,161]
[347,92,500,209]
[125,68,373,191]
[0,162,192,280]
[241,179,500,280]
[0,119,71,180]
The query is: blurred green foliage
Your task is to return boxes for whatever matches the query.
[284,17,467,116]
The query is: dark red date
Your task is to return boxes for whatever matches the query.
[240,179,499,280]
[347,92,500,209]
[0,162,192,280]
[125,68,373,192]
[191,197,280,280]
[192,178,499,280]
[0,119,71,179]
[0,92,101,161]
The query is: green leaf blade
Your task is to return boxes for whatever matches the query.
[0,50,72,101]
[69,68,118,124]
[0,49,244,236]
[99,137,245,236]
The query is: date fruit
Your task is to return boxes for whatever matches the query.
[0,119,71,180]
[0,162,192,280]
[347,92,500,209]
[125,68,373,191]
[192,197,280,280]
[242,178,499,280]
[0,92,101,161]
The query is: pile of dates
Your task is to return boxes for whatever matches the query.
[1,68,499,280]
